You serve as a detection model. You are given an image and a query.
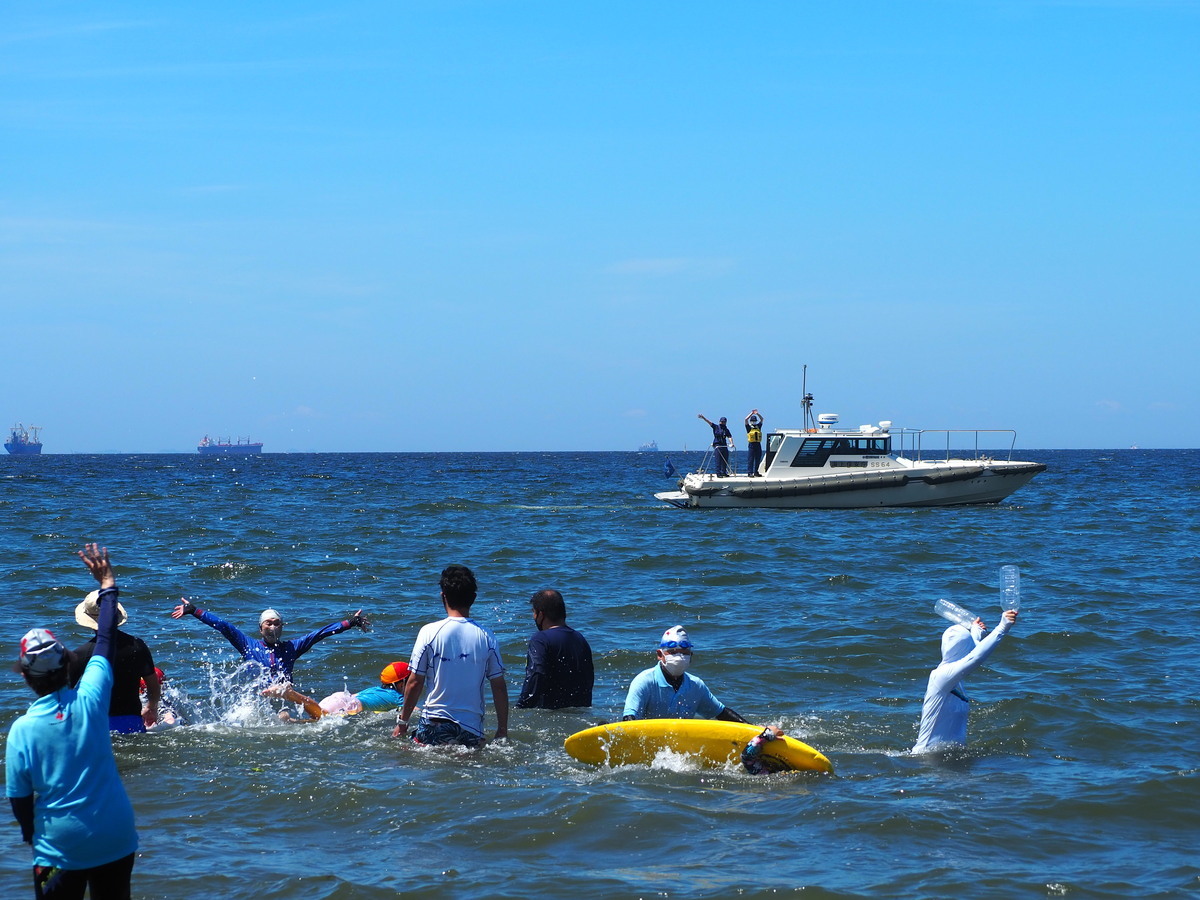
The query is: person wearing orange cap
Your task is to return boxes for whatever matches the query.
[267,661,413,722]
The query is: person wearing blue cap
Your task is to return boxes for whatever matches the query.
[621,626,748,722]
[6,544,139,898]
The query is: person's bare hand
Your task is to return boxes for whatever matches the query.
[79,543,116,589]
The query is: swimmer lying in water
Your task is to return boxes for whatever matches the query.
[741,725,789,774]
[262,661,411,722]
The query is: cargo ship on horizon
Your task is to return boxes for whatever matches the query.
[198,435,263,456]
[5,423,43,455]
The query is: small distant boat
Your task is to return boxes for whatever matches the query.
[655,375,1045,510]
[638,440,660,452]
[197,435,263,456]
[5,423,43,455]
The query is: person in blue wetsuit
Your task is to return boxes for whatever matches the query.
[268,661,412,721]
[6,544,139,899]
[622,626,748,723]
[516,589,594,709]
[170,599,370,686]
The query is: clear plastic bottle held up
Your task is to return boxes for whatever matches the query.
[934,598,978,629]
[999,565,1021,611]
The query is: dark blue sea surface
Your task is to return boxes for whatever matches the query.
[1,449,1198,898]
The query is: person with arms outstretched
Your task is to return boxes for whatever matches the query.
[171,599,369,687]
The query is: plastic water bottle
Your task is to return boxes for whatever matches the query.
[934,598,977,629]
[1000,565,1021,611]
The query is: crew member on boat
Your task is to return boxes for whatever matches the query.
[744,409,764,477]
[698,414,734,476]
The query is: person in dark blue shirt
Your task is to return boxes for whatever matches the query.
[698,414,734,476]
[170,600,369,686]
[516,590,594,709]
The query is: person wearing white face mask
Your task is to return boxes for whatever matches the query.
[621,626,748,723]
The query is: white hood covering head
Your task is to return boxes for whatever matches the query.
[940,624,978,664]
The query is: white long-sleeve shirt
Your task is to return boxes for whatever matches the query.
[912,616,1014,754]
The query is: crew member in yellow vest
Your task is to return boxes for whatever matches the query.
[745,409,764,477]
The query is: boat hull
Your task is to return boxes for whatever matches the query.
[656,461,1046,509]
[197,444,263,456]
[4,442,42,456]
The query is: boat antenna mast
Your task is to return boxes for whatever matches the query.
[801,365,815,431]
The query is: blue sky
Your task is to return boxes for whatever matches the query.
[3,2,1197,452]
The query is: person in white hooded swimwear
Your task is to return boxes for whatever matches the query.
[912,608,1019,754]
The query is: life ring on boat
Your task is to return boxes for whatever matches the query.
[806,429,817,433]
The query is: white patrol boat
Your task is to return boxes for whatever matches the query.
[655,391,1045,510]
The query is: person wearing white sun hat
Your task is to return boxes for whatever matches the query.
[68,588,160,733]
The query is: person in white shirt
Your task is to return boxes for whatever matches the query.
[392,565,508,748]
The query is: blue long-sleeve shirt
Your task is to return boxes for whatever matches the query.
[189,607,354,680]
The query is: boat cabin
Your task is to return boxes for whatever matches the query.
[761,416,894,474]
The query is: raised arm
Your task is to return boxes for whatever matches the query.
[939,610,1018,684]
[78,543,119,661]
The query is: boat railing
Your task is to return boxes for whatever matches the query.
[893,429,1019,462]
[696,446,739,476]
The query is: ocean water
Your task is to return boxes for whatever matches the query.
[1,449,1198,899]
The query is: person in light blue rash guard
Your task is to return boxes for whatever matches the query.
[622,626,748,723]
[267,660,412,721]
[170,599,370,685]
[912,609,1019,754]
[6,544,139,899]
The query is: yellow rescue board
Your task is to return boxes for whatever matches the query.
[564,719,834,774]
